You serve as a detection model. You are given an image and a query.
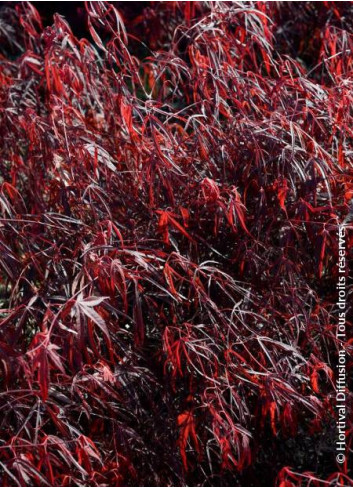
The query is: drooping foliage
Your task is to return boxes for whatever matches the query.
[0,1,352,486]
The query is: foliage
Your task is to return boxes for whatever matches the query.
[0,1,352,486]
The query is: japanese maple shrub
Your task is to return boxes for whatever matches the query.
[0,1,352,486]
